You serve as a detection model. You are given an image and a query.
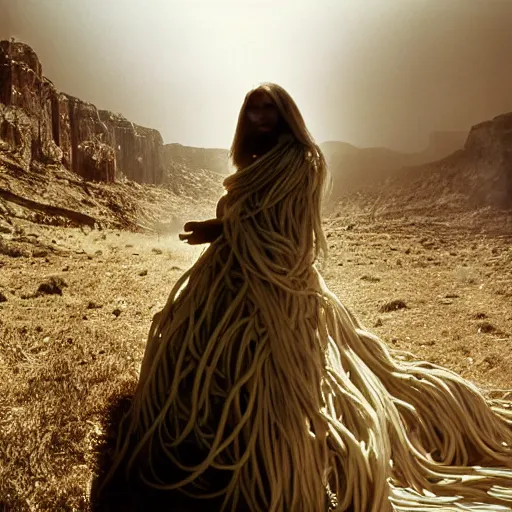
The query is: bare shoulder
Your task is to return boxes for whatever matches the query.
[216,194,228,219]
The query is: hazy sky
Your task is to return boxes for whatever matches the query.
[2,0,512,150]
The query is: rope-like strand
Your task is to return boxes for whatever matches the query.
[101,139,512,511]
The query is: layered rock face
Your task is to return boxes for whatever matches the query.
[0,41,64,169]
[464,113,512,207]
[0,40,163,184]
[99,111,164,184]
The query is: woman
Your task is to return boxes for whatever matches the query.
[101,83,512,511]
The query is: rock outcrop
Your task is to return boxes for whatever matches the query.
[333,113,512,213]
[463,113,512,207]
[99,111,164,184]
[0,40,64,169]
[0,103,33,168]
[0,40,163,184]
[322,131,468,200]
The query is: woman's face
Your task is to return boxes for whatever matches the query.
[245,90,280,134]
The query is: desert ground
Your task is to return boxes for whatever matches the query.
[0,205,511,511]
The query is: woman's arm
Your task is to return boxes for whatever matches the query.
[179,195,227,245]
[216,194,228,219]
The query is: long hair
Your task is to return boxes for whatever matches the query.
[227,83,331,259]
[229,83,325,171]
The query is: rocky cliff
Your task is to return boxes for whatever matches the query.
[331,113,512,213]
[322,130,468,199]
[0,40,164,184]
[99,110,164,184]
[462,113,512,207]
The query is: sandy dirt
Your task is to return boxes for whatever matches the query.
[0,208,511,510]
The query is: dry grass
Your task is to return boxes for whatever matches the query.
[0,224,204,511]
[0,209,511,511]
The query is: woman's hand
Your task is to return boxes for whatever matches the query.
[179,219,223,245]
[179,222,204,245]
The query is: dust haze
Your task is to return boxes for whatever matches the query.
[2,1,512,510]
[2,0,512,151]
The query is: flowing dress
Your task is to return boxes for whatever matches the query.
[105,138,512,512]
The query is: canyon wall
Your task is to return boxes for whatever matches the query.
[0,40,163,184]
